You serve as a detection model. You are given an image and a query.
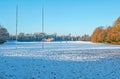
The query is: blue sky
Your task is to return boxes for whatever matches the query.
[0,0,120,36]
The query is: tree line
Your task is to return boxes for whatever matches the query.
[1,17,120,44]
[91,17,120,44]
[0,25,90,43]
[9,33,91,42]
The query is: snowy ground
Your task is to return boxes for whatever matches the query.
[0,41,120,79]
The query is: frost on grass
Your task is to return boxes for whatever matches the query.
[0,41,120,79]
[0,41,120,61]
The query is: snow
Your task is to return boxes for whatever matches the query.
[0,41,120,79]
[0,41,120,61]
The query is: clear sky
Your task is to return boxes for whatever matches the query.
[0,0,120,36]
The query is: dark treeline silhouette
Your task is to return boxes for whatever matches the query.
[0,25,9,44]
[91,17,120,44]
[9,33,91,42]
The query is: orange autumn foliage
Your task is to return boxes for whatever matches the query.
[91,17,120,44]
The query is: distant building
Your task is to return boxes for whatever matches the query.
[43,38,54,42]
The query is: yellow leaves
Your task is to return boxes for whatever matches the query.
[91,17,120,44]
[91,26,106,42]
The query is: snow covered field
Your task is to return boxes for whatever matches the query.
[0,41,120,79]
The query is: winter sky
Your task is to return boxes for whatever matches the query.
[0,0,120,36]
